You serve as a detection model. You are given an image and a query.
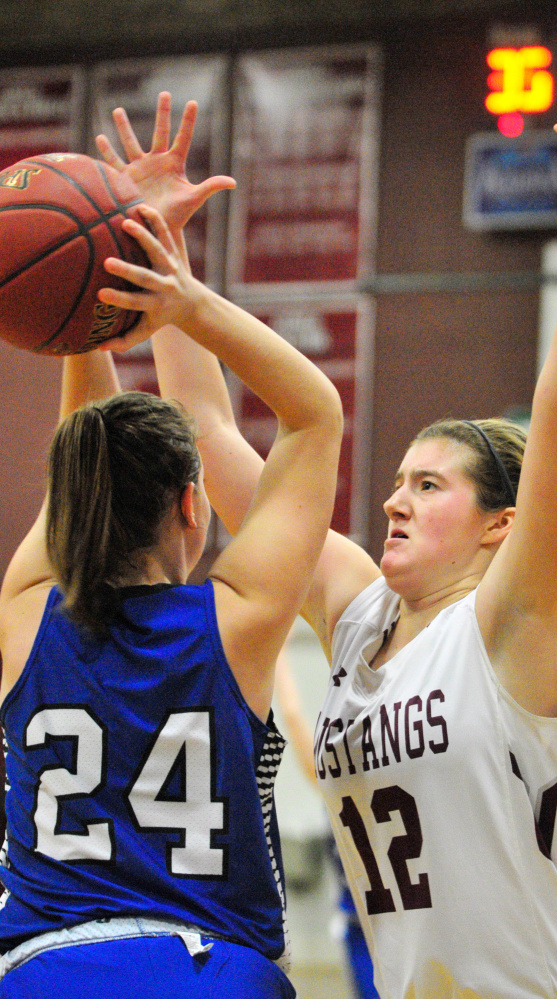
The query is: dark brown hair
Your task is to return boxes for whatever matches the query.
[46,391,201,635]
[413,417,526,512]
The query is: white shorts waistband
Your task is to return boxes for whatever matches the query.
[0,916,214,981]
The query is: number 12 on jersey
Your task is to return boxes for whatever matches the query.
[340,786,432,913]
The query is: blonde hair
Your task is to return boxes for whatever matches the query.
[413,417,526,511]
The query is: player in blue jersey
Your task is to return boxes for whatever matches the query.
[0,169,342,995]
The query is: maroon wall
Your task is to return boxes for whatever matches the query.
[366,24,546,562]
[0,341,61,580]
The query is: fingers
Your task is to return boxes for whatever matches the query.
[133,205,177,259]
[170,100,198,162]
[95,134,127,172]
[150,91,172,154]
[106,208,178,280]
[195,174,237,202]
[98,281,154,312]
[104,243,172,287]
[112,106,144,162]
[97,317,152,354]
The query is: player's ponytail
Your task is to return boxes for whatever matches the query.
[46,391,201,636]
[47,406,115,634]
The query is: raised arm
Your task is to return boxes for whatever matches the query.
[59,350,121,422]
[1,350,122,604]
[99,208,344,717]
[98,92,380,664]
[0,351,121,697]
[477,323,557,716]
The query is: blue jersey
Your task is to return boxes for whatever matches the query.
[0,582,288,963]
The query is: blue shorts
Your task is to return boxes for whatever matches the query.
[0,931,295,999]
[344,920,378,999]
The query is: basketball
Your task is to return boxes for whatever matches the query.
[0,152,150,355]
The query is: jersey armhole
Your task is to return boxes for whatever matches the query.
[201,579,270,734]
[331,575,393,661]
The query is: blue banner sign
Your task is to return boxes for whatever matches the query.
[463,130,557,230]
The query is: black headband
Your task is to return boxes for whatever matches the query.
[461,421,516,507]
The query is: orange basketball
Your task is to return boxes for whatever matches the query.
[0,153,149,355]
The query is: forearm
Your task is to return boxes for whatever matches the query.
[152,323,262,534]
[59,351,121,423]
[174,285,341,438]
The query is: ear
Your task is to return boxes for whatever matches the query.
[481,507,515,547]
[180,482,197,529]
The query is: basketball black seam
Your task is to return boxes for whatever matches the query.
[96,161,142,259]
[0,158,143,352]
[0,203,134,292]
[23,158,143,262]
[22,158,142,216]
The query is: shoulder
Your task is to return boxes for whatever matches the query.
[0,582,57,703]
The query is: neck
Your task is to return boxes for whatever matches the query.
[111,557,186,589]
[110,506,195,588]
[394,573,481,641]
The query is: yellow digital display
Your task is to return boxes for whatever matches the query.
[485,46,554,115]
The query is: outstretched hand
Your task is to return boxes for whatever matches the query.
[96,91,236,231]
[98,204,204,353]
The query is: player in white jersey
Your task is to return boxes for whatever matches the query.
[99,93,557,999]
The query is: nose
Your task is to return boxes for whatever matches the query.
[383,483,410,520]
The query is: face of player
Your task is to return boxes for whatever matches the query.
[380,437,494,601]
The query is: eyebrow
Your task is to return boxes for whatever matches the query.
[393,468,449,488]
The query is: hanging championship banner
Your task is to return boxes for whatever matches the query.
[227,44,382,295]
[0,66,85,170]
[224,295,375,543]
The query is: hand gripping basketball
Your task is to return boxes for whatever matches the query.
[99,204,203,353]
[0,152,150,355]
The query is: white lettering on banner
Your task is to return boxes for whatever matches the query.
[0,86,68,122]
[481,164,557,197]
[251,162,359,212]
[248,220,355,256]
[273,312,332,354]
[250,106,362,160]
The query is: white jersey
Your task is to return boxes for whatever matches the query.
[316,577,557,999]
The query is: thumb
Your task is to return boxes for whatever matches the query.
[193,175,237,207]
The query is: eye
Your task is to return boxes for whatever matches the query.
[421,480,436,491]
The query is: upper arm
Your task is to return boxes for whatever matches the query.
[476,351,557,714]
[194,416,380,666]
[1,352,119,609]
[301,530,381,664]
[0,506,54,609]
[0,506,55,692]
[209,415,342,717]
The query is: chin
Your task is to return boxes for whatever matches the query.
[380,558,400,590]
[380,554,411,596]
[380,549,400,576]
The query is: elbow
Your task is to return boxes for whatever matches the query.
[312,381,344,448]
[327,383,344,441]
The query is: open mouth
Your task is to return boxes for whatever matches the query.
[390,530,408,539]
